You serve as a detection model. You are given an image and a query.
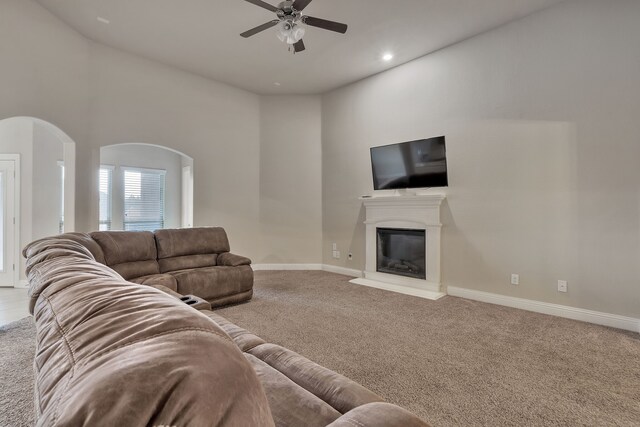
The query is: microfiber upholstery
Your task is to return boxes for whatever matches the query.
[23,237,274,427]
[244,353,342,427]
[171,265,253,302]
[155,227,230,259]
[90,231,160,280]
[154,228,228,273]
[129,273,178,292]
[158,254,218,274]
[23,236,430,427]
[67,228,255,307]
[248,343,384,415]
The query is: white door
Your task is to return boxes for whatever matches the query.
[0,159,17,287]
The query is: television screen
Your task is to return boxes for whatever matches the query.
[370,136,448,190]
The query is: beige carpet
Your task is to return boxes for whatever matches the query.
[2,271,639,426]
[0,316,35,427]
[218,271,640,426]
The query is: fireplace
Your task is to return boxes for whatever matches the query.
[349,194,445,300]
[376,228,426,279]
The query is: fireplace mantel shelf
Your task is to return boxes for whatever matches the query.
[350,193,446,301]
[359,194,445,205]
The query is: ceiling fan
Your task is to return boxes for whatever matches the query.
[240,0,348,53]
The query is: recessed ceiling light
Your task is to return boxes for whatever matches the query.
[274,82,281,86]
[382,53,394,62]
[97,17,110,24]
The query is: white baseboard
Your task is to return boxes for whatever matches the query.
[252,264,323,271]
[447,286,640,333]
[252,263,362,278]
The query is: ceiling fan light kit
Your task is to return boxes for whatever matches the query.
[276,21,305,45]
[241,0,348,53]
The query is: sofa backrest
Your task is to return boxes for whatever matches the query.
[23,237,274,426]
[23,232,107,265]
[90,230,160,280]
[154,227,230,273]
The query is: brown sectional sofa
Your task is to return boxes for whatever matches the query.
[57,227,253,307]
[23,232,430,427]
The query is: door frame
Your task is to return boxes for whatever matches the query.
[0,154,20,288]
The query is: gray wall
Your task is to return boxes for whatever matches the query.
[0,0,91,233]
[258,96,322,264]
[322,0,640,318]
[2,0,639,320]
[32,121,64,240]
[0,0,322,264]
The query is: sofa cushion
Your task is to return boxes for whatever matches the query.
[204,311,265,352]
[218,252,251,267]
[245,353,341,427]
[90,231,160,279]
[158,253,218,273]
[24,237,275,427]
[326,403,429,427]
[155,227,230,259]
[129,273,178,292]
[248,343,383,415]
[171,265,253,302]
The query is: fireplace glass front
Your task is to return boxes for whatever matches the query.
[376,228,426,280]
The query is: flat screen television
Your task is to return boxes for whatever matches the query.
[370,136,448,190]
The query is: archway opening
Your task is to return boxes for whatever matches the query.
[0,116,76,286]
[99,143,193,231]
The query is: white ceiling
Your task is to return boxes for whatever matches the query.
[35,0,565,95]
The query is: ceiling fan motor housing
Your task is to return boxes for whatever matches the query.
[240,0,348,52]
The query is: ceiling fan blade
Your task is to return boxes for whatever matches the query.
[302,16,348,34]
[293,39,306,53]
[240,20,279,38]
[243,0,278,13]
[292,0,313,12]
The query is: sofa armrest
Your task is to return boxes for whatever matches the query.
[218,252,252,267]
[327,402,430,427]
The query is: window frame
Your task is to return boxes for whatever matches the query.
[98,165,114,231]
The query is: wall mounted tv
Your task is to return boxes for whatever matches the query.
[370,136,448,190]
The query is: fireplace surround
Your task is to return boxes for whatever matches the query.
[350,194,446,300]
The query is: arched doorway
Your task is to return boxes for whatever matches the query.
[0,117,76,287]
[99,143,193,231]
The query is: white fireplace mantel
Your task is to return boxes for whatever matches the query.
[350,194,446,300]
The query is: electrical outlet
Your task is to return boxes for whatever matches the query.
[332,250,337,258]
[511,274,519,285]
[332,243,337,251]
[558,280,568,293]
[335,251,341,259]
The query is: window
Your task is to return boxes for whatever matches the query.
[123,167,165,231]
[99,166,113,231]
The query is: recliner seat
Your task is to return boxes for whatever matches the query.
[47,227,253,307]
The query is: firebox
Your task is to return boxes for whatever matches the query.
[376,228,426,280]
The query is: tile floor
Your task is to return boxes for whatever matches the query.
[0,287,30,327]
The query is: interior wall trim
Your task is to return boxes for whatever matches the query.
[447,286,640,333]
[252,264,324,271]
[252,264,362,278]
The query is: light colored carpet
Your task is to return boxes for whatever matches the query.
[218,271,640,426]
[0,316,35,427]
[2,271,639,426]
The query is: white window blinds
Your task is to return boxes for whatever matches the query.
[123,167,165,232]
[99,166,113,231]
